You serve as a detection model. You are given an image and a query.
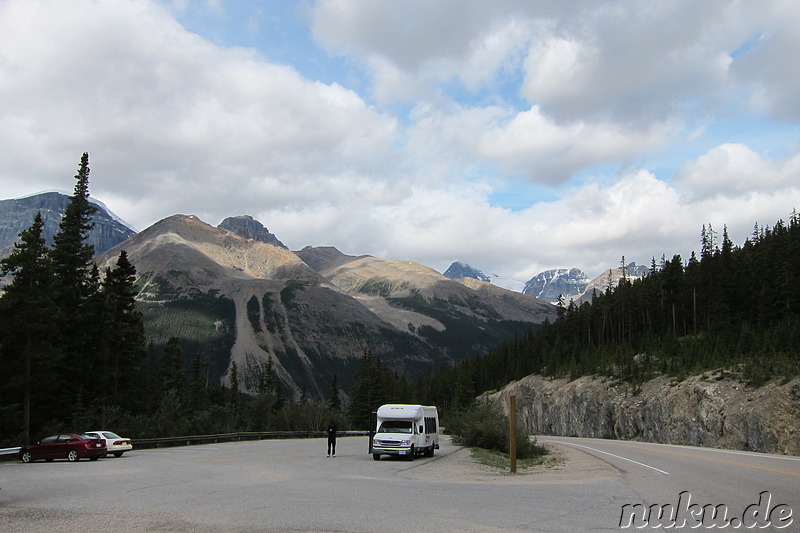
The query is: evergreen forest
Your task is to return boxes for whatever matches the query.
[1,154,797,448]
[416,213,800,412]
[0,155,342,447]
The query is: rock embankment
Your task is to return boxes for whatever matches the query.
[486,373,800,455]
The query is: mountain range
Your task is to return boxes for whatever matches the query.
[92,213,554,400]
[443,261,650,305]
[1,192,644,400]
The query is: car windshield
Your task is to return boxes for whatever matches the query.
[377,420,412,434]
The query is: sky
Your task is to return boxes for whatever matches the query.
[1,0,798,283]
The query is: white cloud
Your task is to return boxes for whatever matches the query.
[676,144,800,201]
[267,142,798,281]
[0,0,398,230]
[0,0,797,288]
[729,2,800,121]
[476,106,678,183]
[311,0,795,126]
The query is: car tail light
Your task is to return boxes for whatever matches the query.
[95,439,106,448]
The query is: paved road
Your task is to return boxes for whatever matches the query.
[0,435,797,531]
[540,436,800,529]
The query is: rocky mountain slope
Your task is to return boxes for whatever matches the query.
[486,373,800,455]
[97,214,556,400]
[443,261,491,283]
[0,192,135,259]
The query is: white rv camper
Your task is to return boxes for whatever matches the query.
[371,404,439,460]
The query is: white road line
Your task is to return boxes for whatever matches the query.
[619,441,800,462]
[542,439,670,475]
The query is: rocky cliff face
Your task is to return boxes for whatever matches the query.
[486,373,800,455]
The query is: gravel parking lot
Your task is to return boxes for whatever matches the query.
[0,436,635,532]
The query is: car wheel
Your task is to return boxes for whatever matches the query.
[372,454,381,461]
[67,450,79,462]
[113,452,123,458]
[21,451,33,463]
[46,458,54,462]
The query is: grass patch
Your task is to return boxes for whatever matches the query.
[469,442,549,471]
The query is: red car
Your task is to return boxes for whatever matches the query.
[19,433,107,463]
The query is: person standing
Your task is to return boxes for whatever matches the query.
[327,421,337,457]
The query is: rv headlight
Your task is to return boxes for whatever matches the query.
[401,439,411,446]
[372,439,379,445]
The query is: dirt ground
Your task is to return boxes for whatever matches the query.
[398,442,620,484]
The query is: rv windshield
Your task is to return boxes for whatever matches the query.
[377,420,412,434]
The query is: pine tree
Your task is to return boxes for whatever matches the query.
[229,360,242,422]
[101,250,147,409]
[188,352,210,411]
[249,356,278,431]
[161,337,184,392]
[347,349,377,428]
[299,383,309,405]
[50,153,99,397]
[0,213,61,444]
[328,373,341,410]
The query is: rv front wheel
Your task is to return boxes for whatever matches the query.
[405,445,414,460]
[424,447,434,457]
[372,454,381,461]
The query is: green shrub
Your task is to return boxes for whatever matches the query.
[446,400,547,460]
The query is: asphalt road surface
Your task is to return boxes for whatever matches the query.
[540,436,800,530]
[1,435,797,531]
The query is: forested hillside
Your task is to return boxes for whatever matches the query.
[418,213,800,411]
[3,154,796,445]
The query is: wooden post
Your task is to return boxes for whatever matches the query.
[509,395,517,474]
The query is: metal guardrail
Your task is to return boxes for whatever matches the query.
[0,431,369,457]
[128,430,369,449]
[0,432,454,459]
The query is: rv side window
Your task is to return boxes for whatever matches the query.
[377,420,412,434]
[423,416,437,434]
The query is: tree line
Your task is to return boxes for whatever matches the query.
[0,154,151,445]
[0,155,349,447]
[415,211,800,409]
[5,155,796,444]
